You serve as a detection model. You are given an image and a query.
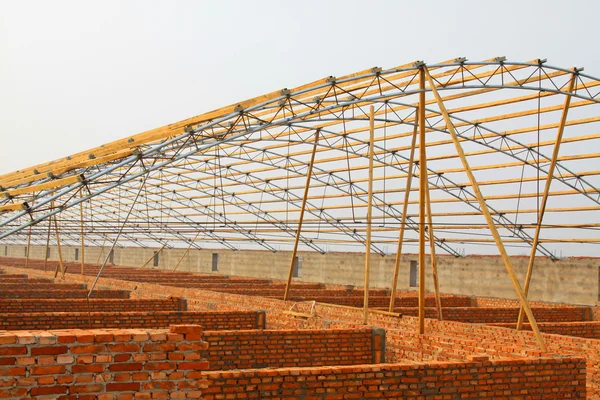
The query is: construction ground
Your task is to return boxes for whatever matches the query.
[0,254,595,399]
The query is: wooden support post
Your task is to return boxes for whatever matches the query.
[284,129,321,301]
[173,231,201,272]
[424,66,546,352]
[44,214,52,271]
[53,211,65,279]
[80,190,85,275]
[96,237,107,265]
[418,68,426,334]
[364,106,375,324]
[516,70,577,330]
[140,243,167,269]
[25,225,32,268]
[389,115,419,312]
[425,173,443,320]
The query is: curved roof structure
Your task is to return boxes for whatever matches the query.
[1,58,600,257]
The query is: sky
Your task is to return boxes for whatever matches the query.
[1,0,599,175]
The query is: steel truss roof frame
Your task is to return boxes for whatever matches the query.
[1,59,600,257]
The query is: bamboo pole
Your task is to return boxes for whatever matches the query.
[25,225,32,268]
[96,237,107,265]
[425,173,443,320]
[389,114,419,312]
[172,231,201,272]
[80,190,85,275]
[284,129,321,301]
[418,67,426,335]
[140,243,167,269]
[363,105,375,324]
[516,70,577,330]
[424,65,546,351]
[53,210,65,279]
[44,214,52,271]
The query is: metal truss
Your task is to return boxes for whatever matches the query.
[2,58,600,257]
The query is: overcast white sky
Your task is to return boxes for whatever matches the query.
[1,0,599,175]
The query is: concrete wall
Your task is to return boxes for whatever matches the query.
[3,243,599,305]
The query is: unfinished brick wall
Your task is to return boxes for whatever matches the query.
[0,298,187,314]
[395,316,600,398]
[278,294,471,308]
[202,357,586,399]
[0,310,266,331]
[489,321,600,339]
[0,325,209,399]
[474,296,571,308]
[0,289,130,299]
[0,282,86,290]
[391,306,590,323]
[201,328,384,371]
[385,328,543,363]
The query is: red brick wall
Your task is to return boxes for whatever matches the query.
[474,296,571,308]
[0,282,86,290]
[0,289,130,299]
[0,325,209,399]
[489,321,600,339]
[201,328,384,370]
[0,298,186,314]
[395,316,600,398]
[202,357,586,399]
[2,263,596,397]
[392,306,589,323]
[0,310,266,331]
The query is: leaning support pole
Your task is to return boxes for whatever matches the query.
[389,115,419,312]
[424,66,546,351]
[363,106,375,324]
[140,242,167,269]
[418,67,426,334]
[95,237,107,265]
[80,189,85,275]
[43,214,52,271]
[25,225,32,268]
[53,212,65,279]
[284,129,321,301]
[516,70,577,330]
[425,173,443,320]
[173,231,201,272]
[88,172,149,297]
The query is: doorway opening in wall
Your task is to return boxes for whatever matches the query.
[4,246,7,256]
[153,251,159,267]
[109,249,114,265]
[292,256,301,278]
[24,247,27,257]
[409,260,418,288]
[75,248,79,261]
[212,253,219,271]
[46,247,51,259]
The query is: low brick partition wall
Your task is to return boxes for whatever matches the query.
[0,310,266,331]
[201,328,384,371]
[395,316,600,398]
[202,356,586,399]
[385,328,542,363]
[0,273,29,278]
[0,298,187,314]
[0,282,86,290]
[0,289,130,299]
[0,325,209,399]
[0,276,51,282]
[390,306,590,323]
[280,294,471,308]
[490,321,600,339]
